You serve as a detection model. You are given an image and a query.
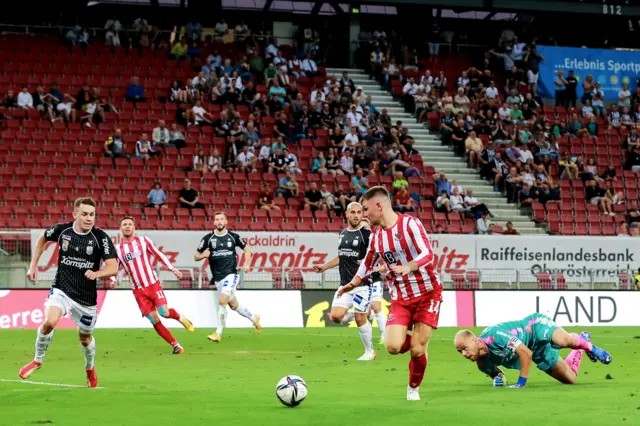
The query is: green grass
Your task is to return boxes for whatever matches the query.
[0,327,639,426]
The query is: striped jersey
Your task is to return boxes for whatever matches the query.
[44,222,117,306]
[114,236,175,290]
[356,213,441,301]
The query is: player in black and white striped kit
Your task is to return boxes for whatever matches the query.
[19,197,118,388]
[314,202,380,361]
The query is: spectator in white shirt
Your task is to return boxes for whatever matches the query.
[420,70,434,87]
[215,19,229,34]
[17,86,34,109]
[190,100,213,125]
[343,127,360,151]
[498,102,512,121]
[449,188,467,212]
[457,70,470,90]
[284,148,302,174]
[104,17,121,47]
[345,105,362,125]
[340,149,355,175]
[618,83,631,108]
[310,88,325,104]
[236,146,257,172]
[152,119,171,147]
[486,80,499,99]
[265,39,278,59]
[136,133,156,160]
[518,146,534,163]
[301,54,318,76]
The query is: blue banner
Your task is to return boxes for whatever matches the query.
[537,45,640,101]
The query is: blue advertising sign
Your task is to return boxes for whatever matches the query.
[537,45,640,101]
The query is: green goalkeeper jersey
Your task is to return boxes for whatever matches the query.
[477,313,560,375]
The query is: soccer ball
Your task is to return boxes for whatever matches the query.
[275,375,308,407]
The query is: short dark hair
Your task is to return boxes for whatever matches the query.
[119,216,135,225]
[214,211,227,218]
[361,186,390,202]
[74,197,96,210]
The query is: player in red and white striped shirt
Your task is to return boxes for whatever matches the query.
[112,217,194,354]
[338,186,442,401]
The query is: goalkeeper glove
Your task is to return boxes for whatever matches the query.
[492,370,507,387]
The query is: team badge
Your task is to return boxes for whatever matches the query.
[352,237,358,247]
[227,241,232,247]
[211,239,217,248]
[86,245,94,255]
[61,239,69,252]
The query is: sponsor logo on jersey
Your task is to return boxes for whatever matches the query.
[102,237,111,255]
[46,228,55,238]
[60,257,95,269]
[337,249,360,257]
[212,250,234,257]
[124,251,139,262]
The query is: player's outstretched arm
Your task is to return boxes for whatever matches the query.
[510,345,533,388]
[313,256,339,273]
[27,235,47,281]
[338,275,363,296]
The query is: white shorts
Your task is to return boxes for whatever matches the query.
[332,285,372,313]
[215,274,239,299]
[44,288,97,334]
[371,281,383,302]
[527,70,539,84]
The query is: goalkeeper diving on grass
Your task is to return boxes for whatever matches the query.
[454,313,612,388]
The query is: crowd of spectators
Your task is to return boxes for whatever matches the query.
[363,29,639,235]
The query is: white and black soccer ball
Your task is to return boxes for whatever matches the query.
[275,375,307,407]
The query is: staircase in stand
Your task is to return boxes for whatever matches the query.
[325,68,546,235]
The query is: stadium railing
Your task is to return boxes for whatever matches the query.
[2,265,634,290]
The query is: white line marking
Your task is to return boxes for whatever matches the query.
[0,379,104,389]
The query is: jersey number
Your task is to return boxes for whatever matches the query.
[157,291,165,300]
[428,299,441,315]
[383,251,396,264]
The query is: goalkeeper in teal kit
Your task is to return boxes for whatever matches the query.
[454,313,612,388]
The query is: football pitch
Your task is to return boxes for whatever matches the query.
[0,327,638,426]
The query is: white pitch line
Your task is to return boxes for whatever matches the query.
[0,379,104,389]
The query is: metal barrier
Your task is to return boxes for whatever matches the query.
[4,265,636,290]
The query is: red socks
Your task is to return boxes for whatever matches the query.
[409,354,427,388]
[153,322,178,347]
[168,308,181,321]
[400,333,412,354]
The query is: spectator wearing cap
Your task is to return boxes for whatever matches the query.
[353,87,366,106]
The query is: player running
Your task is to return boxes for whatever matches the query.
[454,313,612,388]
[314,202,377,361]
[111,216,195,354]
[194,211,261,342]
[20,197,118,388]
[339,186,442,401]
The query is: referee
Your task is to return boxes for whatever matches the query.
[20,197,118,388]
